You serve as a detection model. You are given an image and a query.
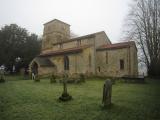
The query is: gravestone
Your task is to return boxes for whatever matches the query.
[102,79,112,107]
[0,65,5,83]
[59,72,72,101]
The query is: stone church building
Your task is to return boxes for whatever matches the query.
[30,19,138,77]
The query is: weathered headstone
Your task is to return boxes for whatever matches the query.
[59,72,72,101]
[0,65,5,83]
[102,79,112,107]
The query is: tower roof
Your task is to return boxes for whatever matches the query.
[43,19,70,26]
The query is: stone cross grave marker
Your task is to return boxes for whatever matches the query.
[59,72,72,101]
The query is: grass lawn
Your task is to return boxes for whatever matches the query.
[0,77,160,120]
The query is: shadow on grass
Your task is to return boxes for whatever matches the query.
[96,103,136,120]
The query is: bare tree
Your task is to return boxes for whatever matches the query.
[70,30,79,38]
[125,0,160,76]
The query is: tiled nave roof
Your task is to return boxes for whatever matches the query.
[97,41,136,50]
[39,45,91,57]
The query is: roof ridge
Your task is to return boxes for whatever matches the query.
[44,19,70,26]
[102,41,135,46]
[39,44,92,57]
[97,41,136,50]
[71,31,105,40]
[52,31,105,46]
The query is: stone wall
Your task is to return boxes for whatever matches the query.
[43,20,70,40]
[81,38,94,46]
[38,67,56,76]
[29,59,56,77]
[95,31,111,48]
[63,41,77,49]
[42,19,70,52]
[96,46,138,77]
[31,19,138,78]
[42,37,95,54]
[130,45,138,76]
[49,46,95,76]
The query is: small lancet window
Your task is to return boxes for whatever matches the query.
[120,59,124,70]
[77,40,81,46]
[89,54,91,67]
[106,52,108,64]
[59,44,63,49]
[64,56,69,70]
[98,66,101,72]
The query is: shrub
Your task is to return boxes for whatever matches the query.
[79,73,85,82]
[0,77,5,83]
[67,79,75,83]
[50,74,56,83]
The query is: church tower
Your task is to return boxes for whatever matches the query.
[42,19,70,51]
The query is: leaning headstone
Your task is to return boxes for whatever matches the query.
[0,65,5,83]
[102,79,112,107]
[59,73,72,101]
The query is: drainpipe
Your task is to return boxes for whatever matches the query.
[93,37,96,75]
[128,46,131,76]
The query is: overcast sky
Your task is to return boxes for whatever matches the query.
[0,0,131,43]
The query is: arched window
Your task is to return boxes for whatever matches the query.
[106,52,108,64]
[98,66,101,72]
[77,40,81,47]
[120,59,124,70]
[64,56,69,70]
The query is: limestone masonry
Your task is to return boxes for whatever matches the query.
[30,19,138,77]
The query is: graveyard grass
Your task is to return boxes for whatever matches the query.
[0,76,160,120]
